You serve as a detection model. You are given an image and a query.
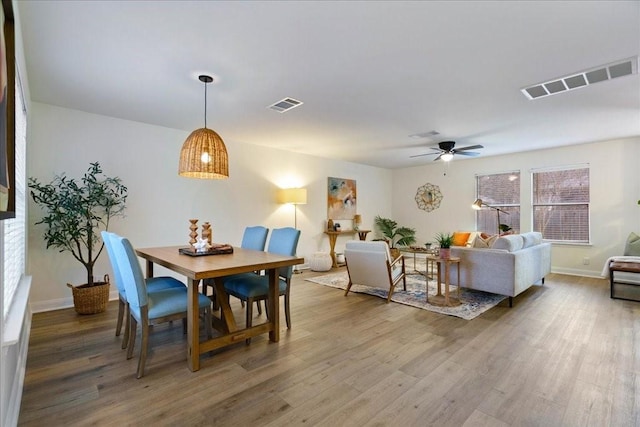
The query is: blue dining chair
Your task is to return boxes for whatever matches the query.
[223,227,300,341]
[203,226,269,308]
[101,231,186,349]
[112,234,213,378]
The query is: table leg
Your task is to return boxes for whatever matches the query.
[213,278,236,334]
[436,262,443,296]
[456,262,461,299]
[328,234,338,268]
[267,268,280,342]
[425,258,430,303]
[444,262,451,306]
[187,277,200,372]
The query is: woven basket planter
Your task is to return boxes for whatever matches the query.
[67,274,110,314]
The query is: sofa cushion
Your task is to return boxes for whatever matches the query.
[625,232,640,256]
[521,232,543,248]
[452,232,471,246]
[473,234,498,248]
[492,234,524,252]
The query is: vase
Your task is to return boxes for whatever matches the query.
[439,248,450,259]
[327,219,334,231]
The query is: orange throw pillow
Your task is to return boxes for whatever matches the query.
[452,232,471,246]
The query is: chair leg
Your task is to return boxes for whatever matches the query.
[204,307,213,339]
[256,300,262,315]
[386,283,397,303]
[137,310,149,379]
[245,297,254,345]
[127,315,137,360]
[116,298,125,336]
[122,303,130,350]
[284,294,291,329]
[205,279,219,310]
[344,280,354,296]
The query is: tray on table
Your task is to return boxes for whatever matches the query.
[179,244,234,256]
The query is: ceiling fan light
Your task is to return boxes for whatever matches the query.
[441,152,454,162]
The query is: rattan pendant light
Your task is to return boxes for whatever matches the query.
[179,75,229,179]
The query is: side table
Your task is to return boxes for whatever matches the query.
[401,247,438,277]
[426,255,461,307]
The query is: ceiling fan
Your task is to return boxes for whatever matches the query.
[410,141,484,162]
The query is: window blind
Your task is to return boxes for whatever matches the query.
[2,72,27,319]
[532,167,590,243]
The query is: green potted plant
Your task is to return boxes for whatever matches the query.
[29,162,128,314]
[499,223,513,234]
[374,215,416,258]
[434,232,453,259]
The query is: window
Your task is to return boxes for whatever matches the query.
[475,171,520,235]
[532,166,590,243]
[2,71,27,319]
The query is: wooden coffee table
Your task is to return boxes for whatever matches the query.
[426,255,461,307]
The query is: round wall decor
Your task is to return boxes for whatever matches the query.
[415,183,442,212]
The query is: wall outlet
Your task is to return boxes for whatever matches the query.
[583,257,590,265]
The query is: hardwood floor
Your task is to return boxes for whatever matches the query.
[18,271,640,426]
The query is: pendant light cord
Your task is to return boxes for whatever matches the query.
[204,80,208,128]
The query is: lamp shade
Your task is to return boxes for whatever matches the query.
[353,214,362,224]
[179,127,229,179]
[472,198,483,209]
[277,188,307,205]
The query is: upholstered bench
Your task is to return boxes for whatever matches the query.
[609,260,640,301]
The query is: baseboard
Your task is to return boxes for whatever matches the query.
[30,289,120,313]
[551,267,604,279]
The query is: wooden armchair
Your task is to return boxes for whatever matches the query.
[344,241,406,303]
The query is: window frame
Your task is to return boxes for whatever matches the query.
[531,164,591,245]
[475,171,521,235]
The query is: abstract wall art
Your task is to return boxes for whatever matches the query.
[327,177,356,220]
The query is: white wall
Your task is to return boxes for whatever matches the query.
[392,138,640,277]
[27,103,393,310]
[25,101,640,308]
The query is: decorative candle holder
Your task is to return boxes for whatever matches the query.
[201,222,212,245]
[189,219,198,245]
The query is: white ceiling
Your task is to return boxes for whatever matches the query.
[17,1,640,169]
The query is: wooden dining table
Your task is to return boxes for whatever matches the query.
[135,245,304,372]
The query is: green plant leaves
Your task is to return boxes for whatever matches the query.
[29,162,128,286]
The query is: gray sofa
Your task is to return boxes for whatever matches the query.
[450,232,551,306]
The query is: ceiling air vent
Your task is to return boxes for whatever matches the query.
[521,56,638,100]
[409,130,440,140]
[268,97,303,113]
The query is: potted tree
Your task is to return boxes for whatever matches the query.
[434,232,453,259]
[29,162,128,314]
[374,215,416,259]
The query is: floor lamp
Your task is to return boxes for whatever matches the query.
[472,198,509,235]
[277,188,307,272]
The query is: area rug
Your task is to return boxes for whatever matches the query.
[305,270,506,320]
